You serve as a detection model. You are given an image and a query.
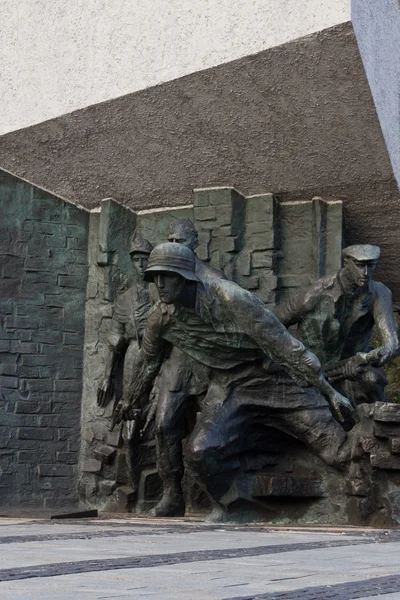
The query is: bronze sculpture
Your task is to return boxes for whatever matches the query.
[97,233,153,485]
[151,219,225,517]
[113,242,356,515]
[275,245,399,406]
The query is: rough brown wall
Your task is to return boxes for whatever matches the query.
[277,177,400,303]
[0,23,393,211]
[0,22,399,299]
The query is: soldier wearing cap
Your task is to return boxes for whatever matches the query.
[151,219,225,517]
[115,242,356,515]
[275,244,399,405]
[97,233,154,408]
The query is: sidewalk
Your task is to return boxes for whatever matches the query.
[0,515,399,599]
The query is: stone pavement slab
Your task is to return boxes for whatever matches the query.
[0,516,398,599]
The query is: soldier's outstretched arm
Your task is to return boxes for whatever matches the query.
[273,285,313,327]
[222,283,355,422]
[97,319,128,408]
[113,305,169,423]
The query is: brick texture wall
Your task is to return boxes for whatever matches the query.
[0,170,89,509]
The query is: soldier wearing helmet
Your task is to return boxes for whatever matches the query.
[275,244,399,405]
[150,219,225,517]
[97,233,153,408]
[115,242,356,517]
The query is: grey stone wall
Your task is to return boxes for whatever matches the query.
[0,170,89,509]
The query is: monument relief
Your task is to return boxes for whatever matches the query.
[275,245,398,408]
[97,233,153,488]
[113,242,358,518]
[77,188,400,526]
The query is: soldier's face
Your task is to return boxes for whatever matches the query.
[168,225,196,250]
[131,253,149,276]
[154,272,186,303]
[346,259,376,288]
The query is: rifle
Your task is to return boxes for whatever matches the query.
[324,348,383,384]
[109,399,141,432]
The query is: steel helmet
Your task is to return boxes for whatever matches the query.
[144,243,200,282]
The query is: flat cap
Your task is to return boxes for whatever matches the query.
[342,244,380,261]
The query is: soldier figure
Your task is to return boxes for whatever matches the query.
[150,219,225,517]
[274,245,399,406]
[168,218,223,280]
[115,243,356,515]
[97,234,153,483]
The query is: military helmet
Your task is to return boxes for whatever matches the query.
[129,234,154,255]
[144,243,200,282]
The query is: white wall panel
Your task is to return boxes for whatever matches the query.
[0,0,350,134]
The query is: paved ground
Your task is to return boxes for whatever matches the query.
[0,516,399,599]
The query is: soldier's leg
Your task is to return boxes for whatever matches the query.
[350,366,388,404]
[152,348,192,516]
[122,341,140,491]
[186,374,251,506]
[274,403,349,467]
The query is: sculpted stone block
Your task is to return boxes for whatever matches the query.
[113,485,136,512]
[374,402,400,423]
[374,422,400,439]
[93,445,116,464]
[193,206,216,221]
[83,458,102,474]
[370,450,400,470]
[221,473,323,506]
[98,480,116,497]
[389,438,400,454]
[245,194,274,224]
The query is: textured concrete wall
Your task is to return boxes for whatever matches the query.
[0,0,350,134]
[352,0,400,190]
[0,171,89,509]
[1,23,398,299]
[0,24,388,212]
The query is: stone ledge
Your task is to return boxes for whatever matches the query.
[374,402,400,423]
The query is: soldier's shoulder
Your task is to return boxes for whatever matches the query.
[208,277,260,306]
[195,256,226,280]
[371,279,392,298]
[314,273,337,291]
[296,273,338,309]
[304,273,337,297]
[113,285,135,318]
[115,284,135,303]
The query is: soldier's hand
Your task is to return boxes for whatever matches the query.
[369,347,396,367]
[342,356,368,381]
[97,377,113,408]
[114,397,141,422]
[328,389,357,427]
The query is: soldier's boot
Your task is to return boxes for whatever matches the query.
[151,482,185,517]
